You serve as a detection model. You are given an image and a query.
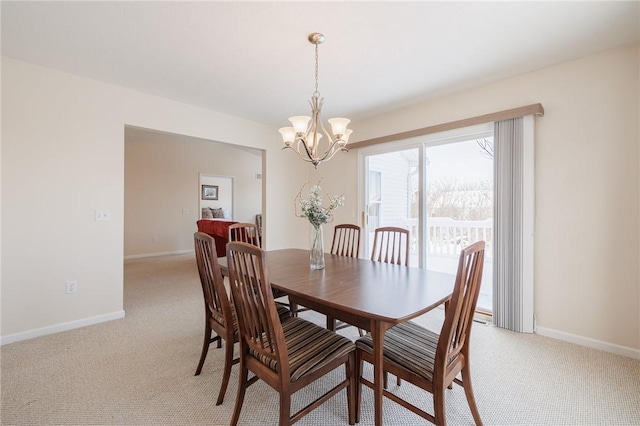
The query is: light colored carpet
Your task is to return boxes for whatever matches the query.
[2,253,639,425]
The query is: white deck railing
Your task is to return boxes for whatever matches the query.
[402,217,493,258]
[428,217,492,257]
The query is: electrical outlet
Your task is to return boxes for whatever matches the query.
[95,209,111,221]
[66,281,77,294]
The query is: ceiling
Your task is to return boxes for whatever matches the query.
[2,2,639,128]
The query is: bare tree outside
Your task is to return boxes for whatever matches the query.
[476,138,494,159]
[427,177,493,220]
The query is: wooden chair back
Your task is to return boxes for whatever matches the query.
[226,242,289,377]
[330,224,361,258]
[194,232,233,332]
[438,240,485,369]
[229,222,261,248]
[371,226,410,266]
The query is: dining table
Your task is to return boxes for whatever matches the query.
[219,248,455,426]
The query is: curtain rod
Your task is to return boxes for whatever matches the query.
[348,103,544,150]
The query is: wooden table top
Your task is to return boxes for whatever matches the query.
[221,248,455,324]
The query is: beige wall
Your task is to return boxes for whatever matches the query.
[124,128,262,258]
[317,45,640,354]
[1,57,308,340]
[3,45,638,355]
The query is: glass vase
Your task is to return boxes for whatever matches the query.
[310,223,325,270]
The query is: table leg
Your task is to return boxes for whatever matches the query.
[371,321,390,426]
[326,315,336,331]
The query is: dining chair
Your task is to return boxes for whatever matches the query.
[370,226,410,266]
[193,232,290,406]
[193,231,237,405]
[331,223,361,258]
[226,241,356,426]
[361,226,410,342]
[330,224,361,332]
[228,222,261,247]
[355,241,486,426]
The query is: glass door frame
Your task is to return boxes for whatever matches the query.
[357,123,494,270]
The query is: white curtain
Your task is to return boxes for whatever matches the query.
[493,117,535,332]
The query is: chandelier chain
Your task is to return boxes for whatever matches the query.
[314,42,319,97]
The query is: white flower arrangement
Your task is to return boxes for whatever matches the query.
[295,181,345,227]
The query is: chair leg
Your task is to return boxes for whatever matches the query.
[230,359,248,426]
[216,338,234,405]
[194,324,212,376]
[355,351,362,424]
[433,384,447,426]
[346,353,356,425]
[396,376,401,386]
[278,392,291,426]
[461,365,482,426]
[383,371,388,389]
[289,301,299,317]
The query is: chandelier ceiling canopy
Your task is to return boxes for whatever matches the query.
[279,33,352,169]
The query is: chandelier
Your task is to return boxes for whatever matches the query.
[279,33,352,168]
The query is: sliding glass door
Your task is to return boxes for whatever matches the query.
[361,124,494,312]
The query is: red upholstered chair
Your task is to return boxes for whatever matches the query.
[226,242,356,426]
[355,241,486,426]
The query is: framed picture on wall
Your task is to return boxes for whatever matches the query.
[201,185,219,200]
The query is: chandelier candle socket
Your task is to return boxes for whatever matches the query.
[280,33,353,168]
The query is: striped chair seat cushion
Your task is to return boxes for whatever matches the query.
[212,303,291,334]
[275,303,293,321]
[251,317,354,382]
[356,320,441,382]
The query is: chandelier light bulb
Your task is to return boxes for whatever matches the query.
[289,116,311,134]
[279,127,296,145]
[338,129,353,147]
[328,118,350,136]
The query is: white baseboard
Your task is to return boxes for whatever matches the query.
[536,326,640,360]
[0,310,126,346]
[124,249,194,260]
